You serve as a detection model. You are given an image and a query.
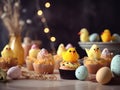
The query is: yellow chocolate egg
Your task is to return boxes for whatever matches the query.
[96,67,112,85]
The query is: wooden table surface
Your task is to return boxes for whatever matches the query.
[0,69,120,90]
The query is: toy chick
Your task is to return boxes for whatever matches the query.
[78,28,89,42]
[101,29,112,42]
[62,47,79,63]
[1,44,14,58]
[57,43,66,57]
[29,44,40,58]
[85,44,101,60]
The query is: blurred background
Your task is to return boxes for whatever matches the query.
[0,0,120,57]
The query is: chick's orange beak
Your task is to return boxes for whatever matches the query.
[94,49,98,53]
[101,32,103,35]
[78,32,81,35]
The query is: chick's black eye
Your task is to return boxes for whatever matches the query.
[69,50,71,52]
[73,51,76,53]
[97,48,99,50]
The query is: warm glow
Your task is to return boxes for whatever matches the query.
[37,10,43,16]
[45,2,51,8]
[50,37,56,42]
[44,28,50,33]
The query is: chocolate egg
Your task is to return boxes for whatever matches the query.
[96,67,112,84]
[111,54,120,77]
[75,66,88,80]
[7,66,21,79]
[89,33,100,42]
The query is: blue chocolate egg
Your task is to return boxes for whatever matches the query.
[111,54,120,77]
[89,33,100,42]
[75,66,88,80]
[112,33,120,42]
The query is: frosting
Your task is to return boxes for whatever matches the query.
[60,61,80,70]
[35,48,54,65]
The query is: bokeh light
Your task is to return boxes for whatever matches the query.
[37,10,43,16]
[45,2,51,8]
[50,36,56,42]
[44,28,50,33]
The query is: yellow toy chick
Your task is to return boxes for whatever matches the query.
[1,44,14,58]
[101,29,112,42]
[78,28,89,42]
[85,44,101,60]
[29,44,40,58]
[62,47,79,63]
[57,43,66,57]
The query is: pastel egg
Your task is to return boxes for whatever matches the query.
[7,66,21,79]
[75,66,88,80]
[89,33,100,42]
[112,33,120,42]
[111,54,120,77]
[96,67,112,84]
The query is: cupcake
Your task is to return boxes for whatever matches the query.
[101,48,113,67]
[54,43,66,70]
[25,57,37,71]
[84,44,108,74]
[84,57,107,74]
[33,48,54,74]
[59,47,80,79]
[25,44,40,71]
[0,45,18,69]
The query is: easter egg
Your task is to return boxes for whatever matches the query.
[111,54,120,77]
[96,67,112,84]
[89,33,100,42]
[75,66,88,80]
[7,66,21,79]
[112,33,120,42]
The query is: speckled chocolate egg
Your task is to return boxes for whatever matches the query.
[7,66,21,79]
[111,54,120,77]
[75,66,88,80]
[89,33,100,42]
[96,67,112,84]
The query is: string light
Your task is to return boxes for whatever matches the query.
[50,36,56,42]
[45,2,51,8]
[37,10,43,16]
[36,0,56,53]
[44,27,50,33]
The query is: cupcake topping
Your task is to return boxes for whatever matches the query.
[101,48,113,58]
[62,47,79,63]
[65,43,73,50]
[60,61,80,70]
[31,44,39,49]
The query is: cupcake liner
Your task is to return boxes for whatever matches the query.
[59,69,77,79]
[33,63,54,74]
